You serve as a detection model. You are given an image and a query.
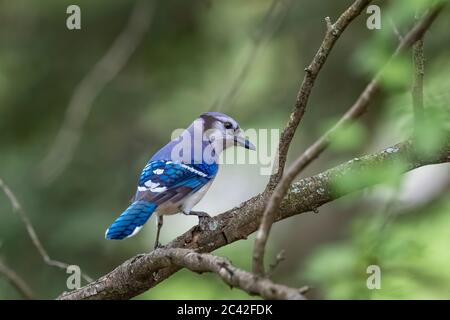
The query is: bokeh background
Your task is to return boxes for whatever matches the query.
[0,0,449,299]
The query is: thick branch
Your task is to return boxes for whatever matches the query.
[84,248,305,300]
[58,140,450,299]
[267,0,372,189]
[252,4,444,276]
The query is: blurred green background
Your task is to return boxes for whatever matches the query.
[0,0,449,299]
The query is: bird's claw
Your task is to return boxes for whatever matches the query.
[196,212,211,219]
[184,211,216,231]
[197,213,216,231]
[154,242,165,250]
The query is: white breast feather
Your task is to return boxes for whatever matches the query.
[181,180,214,213]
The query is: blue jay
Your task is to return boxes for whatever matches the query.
[105,112,256,248]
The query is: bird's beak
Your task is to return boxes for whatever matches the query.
[234,135,256,150]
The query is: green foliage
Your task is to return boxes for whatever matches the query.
[328,121,368,151]
[331,158,406,196]
[303,196,450,299]
[0,0,449,299]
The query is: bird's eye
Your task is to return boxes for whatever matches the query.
[224,122,233,130]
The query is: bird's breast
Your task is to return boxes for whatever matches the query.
[181,180,214,213]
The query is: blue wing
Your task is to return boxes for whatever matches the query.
[138,161,218,188]
[105,160,218,240]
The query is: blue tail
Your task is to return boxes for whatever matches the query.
[105,201,157,240]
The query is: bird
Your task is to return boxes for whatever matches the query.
[105,112,256,249]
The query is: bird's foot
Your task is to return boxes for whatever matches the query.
[187,211,217,231]
[154,242,165,250]
[188,210,211,218]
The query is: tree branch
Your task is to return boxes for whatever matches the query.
[252,3,445,276]
[61,248,306,300]
[38,0,155,184]
[214,0,290,112]
[267,0,372,190]
[0,178,93,283]
[0,259,34,300]
[412,11,425,142]
[58,140,450,299]
[389,18,404,41]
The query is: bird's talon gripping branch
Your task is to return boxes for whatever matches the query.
[188,210,211,218]
[189,210,215,231]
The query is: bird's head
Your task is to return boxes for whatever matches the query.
[200,112,256,153]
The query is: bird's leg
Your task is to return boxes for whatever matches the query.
[188,210,211,218]
[154,215,164,250]
[183,210,215,231]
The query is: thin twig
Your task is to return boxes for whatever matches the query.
[39,0,155,184]
[267,249,286,277]
[0,178,93,283]
[389,18,404,41]
[366,188,402,256]
[267,0,372,190]
[412,11,425,143]
[253,4,444,276]
[255,0,373,276]
[57,140,450,299]
[0,259,34,299]
[214,0,290,112]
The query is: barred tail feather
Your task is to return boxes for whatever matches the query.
[105,201,156,240]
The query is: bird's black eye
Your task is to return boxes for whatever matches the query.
[224,122,233,129]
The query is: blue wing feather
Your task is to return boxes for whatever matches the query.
[135,160,217,204]
[105,160,218,240]
[105,201,156,239]
[138,160,217,187]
